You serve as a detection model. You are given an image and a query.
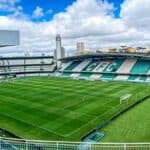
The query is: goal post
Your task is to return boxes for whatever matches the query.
[120,94,132,104]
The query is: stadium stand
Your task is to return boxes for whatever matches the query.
[70,60,91,78]
[0,53,150,83]
[59,53,150,83]
[128,59,150,81]
[61,60,82,77]
[130,59,150,74]
[73,60,91,72]
[115,59,137,80]
[79,60,98,78]
[64,61,81,71]
[116,58,137,74]
[146,70,150,82]
[93,61,108,72]
[60,61,73,71]
[0,56,56,78]
[100,59,124,79]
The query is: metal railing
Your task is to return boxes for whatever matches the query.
[0,137,150,150]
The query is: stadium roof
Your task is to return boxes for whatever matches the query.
[0,56,54,60]
[60,53,150,61]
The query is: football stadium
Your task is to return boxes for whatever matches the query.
[0,31,150,150]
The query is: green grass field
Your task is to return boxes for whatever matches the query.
[101,98,150,142]
[0,77,149,141]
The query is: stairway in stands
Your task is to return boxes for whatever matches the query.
[115,58,137,81]
[61,61,81,77]
[71,60,91,78]
[60,61,73,71]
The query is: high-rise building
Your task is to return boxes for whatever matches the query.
[54,47,65,60]
[56,34,61,59]
[76,42,85,54]
[55,34,65,68]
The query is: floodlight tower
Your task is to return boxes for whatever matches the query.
[56,34,61,59]
[55,34,65,69]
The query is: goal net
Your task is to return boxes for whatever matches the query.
[120,94,132,104]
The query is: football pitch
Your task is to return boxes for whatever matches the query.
[0,77,149,141]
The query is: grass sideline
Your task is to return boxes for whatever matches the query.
[0,77,149,141]
[101,98,150,142]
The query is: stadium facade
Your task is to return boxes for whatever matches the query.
[0,52,150,83]
[58,53,150,83]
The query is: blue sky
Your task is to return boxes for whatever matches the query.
[107,0,124,17]
[23,0,124,20]
[0,0,124,21]
[0,0,76,21]
[20,0,76,21]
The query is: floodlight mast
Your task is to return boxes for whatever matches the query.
[55,34,65,69]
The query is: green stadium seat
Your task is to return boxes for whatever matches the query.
[82,61,100,71]
[128,60,150,81]
[64,61,81,71]
[61,72,72,77]
[130,60,150,74]
[101,59,124,79]
[128,75,147,81]
[79,72,92,78]
[61,61,82,77]
[79,60,100,78]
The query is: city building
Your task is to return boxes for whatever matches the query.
[55,34,65,68]
[126,47,136,53]
[76,42,85,54]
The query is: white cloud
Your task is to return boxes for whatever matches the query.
[0,0,20,12]
[53,0,125,38]
[0,0,150,56]
[0,0,27,19]
[32,7,53,20]
[32,6,44,19]
[121,0,150,30]
[0,16,56,56]
[119,0,150,47]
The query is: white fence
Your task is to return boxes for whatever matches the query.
[0,137,150,150]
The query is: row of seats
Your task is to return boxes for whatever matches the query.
[0,65,56,75]
[0,59,53,66]
[0,57,56,76]
[60,58,150,82]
